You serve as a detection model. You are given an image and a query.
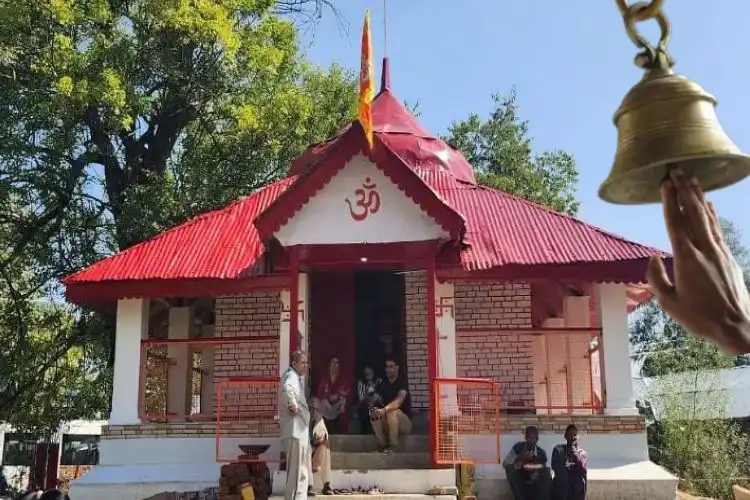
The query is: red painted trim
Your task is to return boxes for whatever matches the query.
[254,122,465,243]
[289,248,300,354]
[426,254,438,466]
[437,258,669,284]
[65,275,290,307]
[456,327,603,335]
[297,241,437,266]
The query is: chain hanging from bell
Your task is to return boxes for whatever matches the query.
[599,0,750,204]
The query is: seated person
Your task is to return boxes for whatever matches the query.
[310,399,334,495]
[315,356,350,434]
[369,359,412,452]
[551,424,588,500]
[502,425,552,500]
[356,365,382,434]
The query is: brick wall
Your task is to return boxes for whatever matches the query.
[454,281,534,408]
[100,414,645,438]
[404,272,428,408]
[213,292,281,418]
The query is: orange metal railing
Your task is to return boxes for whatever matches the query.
[138,336,278,422]
[432,377,501,465]
[526,328,604,415]
[215,377,281,463]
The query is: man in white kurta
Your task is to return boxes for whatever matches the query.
[279,351,312,500]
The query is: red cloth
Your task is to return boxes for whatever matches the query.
[315,375,351,402]
[315,375,351,429]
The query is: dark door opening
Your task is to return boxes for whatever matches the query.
[308,269,406,434]
[354,271,407,383]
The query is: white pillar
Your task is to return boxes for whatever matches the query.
[200,325,215,417]
[436,280,457,378]
[110,298,149,425]
[279,273,310,375]
[167,307,193,418]
[279,289,291,376]
[435,280,459,417]
[596,283,637,415]
[297,273,310,353]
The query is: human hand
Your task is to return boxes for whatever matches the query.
[647,170,750,354]
[287,403,298,415]
[371,408,385,420]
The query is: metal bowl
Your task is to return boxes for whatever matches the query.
[238,444,271,456]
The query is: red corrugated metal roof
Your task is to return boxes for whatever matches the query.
[64,82,668,292]
[63,178,295,284]
[415,169,668,271]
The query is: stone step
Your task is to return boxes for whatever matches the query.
[328,435,429,453]
[331,452,435,470]
[271,468,457,495]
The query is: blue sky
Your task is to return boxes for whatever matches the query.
[299,0,749,252]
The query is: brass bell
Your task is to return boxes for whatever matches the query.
[599,67,750,204]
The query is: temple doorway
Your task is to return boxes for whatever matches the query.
[308,269,406,434]
[353,271,406,382]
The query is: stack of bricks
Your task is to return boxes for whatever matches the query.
[218,461,271,500]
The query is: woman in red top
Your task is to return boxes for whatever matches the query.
[315,356,351,434]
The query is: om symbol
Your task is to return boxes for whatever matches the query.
[345,177,381,222]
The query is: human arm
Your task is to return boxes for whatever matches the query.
[501,443,521,468]
[384,389,407,412]
[281,370,299,414]
[647,171,750,354]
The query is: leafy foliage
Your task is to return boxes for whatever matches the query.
[642,370,749,500]
[0,0,356,435]
[442,89,579,216]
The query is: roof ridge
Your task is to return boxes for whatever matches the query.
[465,182,669,255]
[63,178,293,283]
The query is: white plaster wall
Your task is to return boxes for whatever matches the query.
[275,154,448,245]
[98,436,280,467]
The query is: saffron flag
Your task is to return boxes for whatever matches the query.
[359,10,375,149]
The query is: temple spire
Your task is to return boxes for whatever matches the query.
[380,57,390,92]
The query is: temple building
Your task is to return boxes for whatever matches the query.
[64,61,677,499]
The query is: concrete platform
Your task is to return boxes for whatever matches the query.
[475,460,677,500]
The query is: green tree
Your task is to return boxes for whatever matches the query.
[643,369,749,500]
[442,89,579,216]
[0,0,357,435]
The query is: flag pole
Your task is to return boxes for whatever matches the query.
[383,0,388,58]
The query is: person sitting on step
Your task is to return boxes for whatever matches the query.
[357,365,382,435]
[369,358,412,453]
[502,425,552,500]
[309,398,334,495]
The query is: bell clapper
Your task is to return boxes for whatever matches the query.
[598,0,750,205]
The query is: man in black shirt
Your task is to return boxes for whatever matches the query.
[369,358,413,452]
